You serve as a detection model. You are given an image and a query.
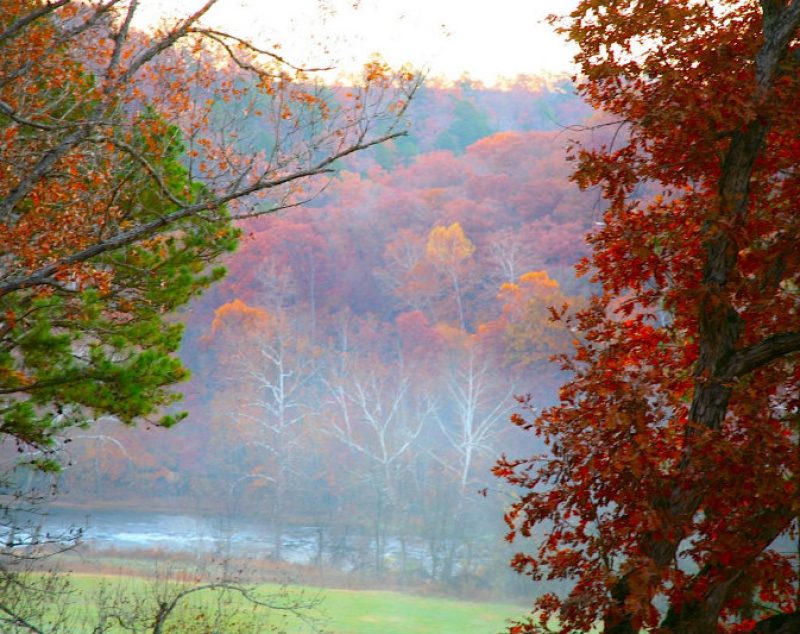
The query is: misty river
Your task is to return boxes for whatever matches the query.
[25,506,478,576]
[34,507,332,563]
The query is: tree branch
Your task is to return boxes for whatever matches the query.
[721,332,800,378]
[189,27,332,73]
[0,0,71,44]
[0,603,47,634]
[118,0,217,85]
[107,0,138,76]
[0,130,406,296]
[55,0,123,46]
[151,582,319,634]
[103,137,188,208]
[0,99,61,131]
[0,127,91,222]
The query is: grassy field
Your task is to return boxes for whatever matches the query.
[308,587,524,634]
[52,573,527,634]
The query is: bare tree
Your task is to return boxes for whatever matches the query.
[425,344,514,582]
[322,355,434,575]
[228,313,319,560]
[484,229,537,285]
[90,563,325,634]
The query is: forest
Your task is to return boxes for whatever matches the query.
[1,1,800,634]
[50,80,596,600]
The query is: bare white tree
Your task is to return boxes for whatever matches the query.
[213,309,319,560]
[322,356,434,574]
[423,344,514,581]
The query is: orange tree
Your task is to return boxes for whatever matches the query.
[495,2,800,633]
[0,1,417,465]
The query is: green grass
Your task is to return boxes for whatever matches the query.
[44,573,526,634]
[314,587,523,634]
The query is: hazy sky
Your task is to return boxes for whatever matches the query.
[135,0,579,85]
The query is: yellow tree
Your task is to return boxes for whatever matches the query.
[425,222,476,330]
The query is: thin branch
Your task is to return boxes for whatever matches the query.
[0,603,47,634]
[197,32,291,81]
[151,582,318,634]
[189,27,333,72]
[103,137,187,208]
[0,130,407,296]
[56,0,123,44]
[0,100,60,131]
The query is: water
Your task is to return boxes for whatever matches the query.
[4,506,497,580]
[14,507,323,563]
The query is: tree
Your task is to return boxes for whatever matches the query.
[430,337,514,582]
[207,299,319,560]
[425,222,476,330]
[487,270,578,374]
[0,0,417,459]
[496,2,800,633]
[322,351,433,575]
[484,229,537,286]
[434,97,492,154]
[0,534,325,633]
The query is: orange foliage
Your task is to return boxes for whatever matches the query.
[210,298,270,335]
[482,271,576,370]
[425,222,475,267]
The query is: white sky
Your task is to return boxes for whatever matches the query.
[135,0,579,86]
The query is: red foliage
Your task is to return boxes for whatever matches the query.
[496,2,800,633]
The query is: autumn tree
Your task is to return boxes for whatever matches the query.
[496,2,800,633]
[488,270,578,375]
[0,0,417,461]
[377,229,432,314]
[425,222,476,330]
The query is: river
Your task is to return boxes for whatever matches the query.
[17,507,323,563]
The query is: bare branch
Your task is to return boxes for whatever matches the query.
[0,603,47,634]
[151,582,318,634]
[190,27,333,72]
[231,196,317,220]
[103,137,188,208]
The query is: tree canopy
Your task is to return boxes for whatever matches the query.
[496,2,800,633]
[0,0,417,462]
